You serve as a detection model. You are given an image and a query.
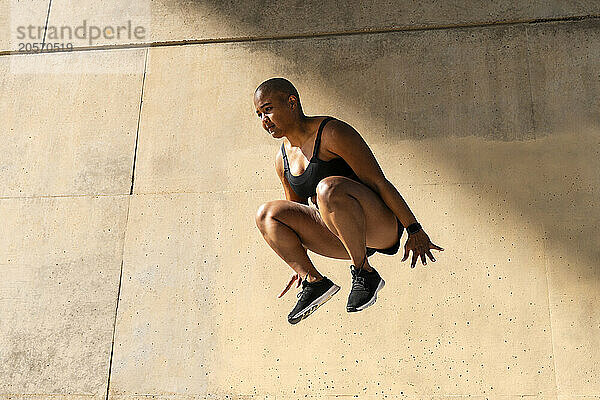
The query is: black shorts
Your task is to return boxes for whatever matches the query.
[366,217,404,257]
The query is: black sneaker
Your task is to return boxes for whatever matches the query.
[288,277,340,324]
[346,265,385,312]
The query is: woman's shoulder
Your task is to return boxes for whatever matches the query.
[319,117,361,158]
[322,116,357,136]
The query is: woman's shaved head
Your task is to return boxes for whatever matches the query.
[255,78,301,107]
[253,78,306,136]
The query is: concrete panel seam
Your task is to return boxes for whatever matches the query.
[0,183,479,200]
[542,225,560,394]
[104,261,124,400]
[130,48,149,196]
[130,183,481,196]
[0,193,131,200]
[82,392,591,397]
[104,195,132,400]
[524,25,537,137]
[0,14,598,57]
[41,0,53,48]
[0,394,97,397]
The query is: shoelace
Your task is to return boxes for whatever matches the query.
[295,275,309,299]
[297,283,310,300]
[351,270,368,291]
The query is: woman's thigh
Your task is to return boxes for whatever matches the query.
[258,200,351,260]
[316,176,399,250]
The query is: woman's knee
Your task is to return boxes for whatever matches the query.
[316,176,349,207]
[255,200,286,230]
[255,202,271,230]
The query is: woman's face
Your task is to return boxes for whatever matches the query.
[253,90,295,138]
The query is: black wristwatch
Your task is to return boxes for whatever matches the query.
[406,222,422,236]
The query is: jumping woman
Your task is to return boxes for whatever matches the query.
[254,78,443,324]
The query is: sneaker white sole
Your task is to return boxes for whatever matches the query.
[289,284,341,323]
[352,278,385,312]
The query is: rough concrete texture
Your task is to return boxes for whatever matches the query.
[0,0,49,52]
[528,21,600,135]
[0,195,129,398]
[20,0,600,50]
[1,3,599,400]
[133,22,599,191]
[0,49,146,197]
[42,0,152,49]
[109,193,223,394]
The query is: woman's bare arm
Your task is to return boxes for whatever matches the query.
[275,148,309,205]
[275,148,308,297]
[321,119,443,267]
[319,120,415,223]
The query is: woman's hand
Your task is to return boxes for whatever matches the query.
[277,273,302,298]
[401,229,444,268]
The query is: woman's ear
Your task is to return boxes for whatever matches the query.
[288,95,298,110]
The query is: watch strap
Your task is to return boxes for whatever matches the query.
[407,222,422,235]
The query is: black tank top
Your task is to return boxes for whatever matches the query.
[281,117,360,199]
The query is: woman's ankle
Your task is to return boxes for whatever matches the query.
[305,272,323,283]
[355,255,373,272]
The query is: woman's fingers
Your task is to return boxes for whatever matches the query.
[426,250,436,262]
[401,234,443,268]
[430,243,444,251]
[402,245,410,262]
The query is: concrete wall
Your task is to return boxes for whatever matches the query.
[1,1,599,399]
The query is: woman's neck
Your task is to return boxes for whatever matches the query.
[285,115,315,148]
